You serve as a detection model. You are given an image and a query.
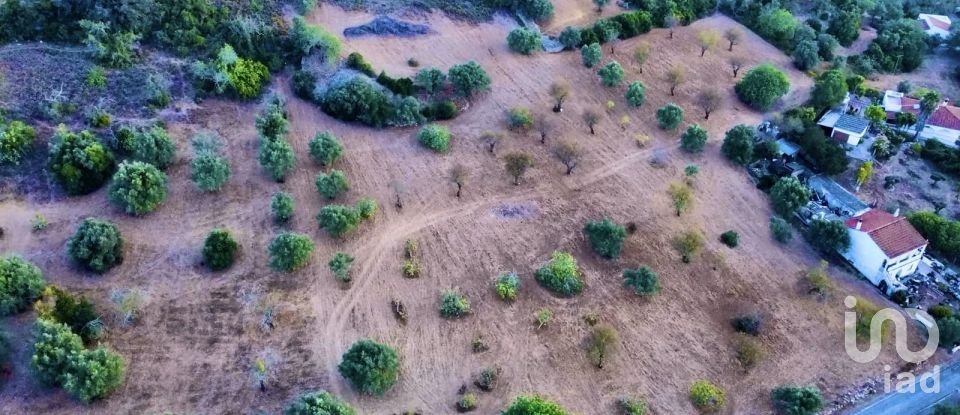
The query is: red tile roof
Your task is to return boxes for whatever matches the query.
[833,131,850,142]
[928,105,960,130]
[930,15,952,31]
[846,210,927,258]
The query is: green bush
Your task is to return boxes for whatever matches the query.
[458,392,478,412]
[192,44,269,99]
[67,218,123,273]
[356,198,378,219]
[320,77,392,127]
[808,219,851,252]
[315,170,349,200]
[618,397,648,415]
[598,61,625,87]
[48,126,116,195]
[508,27,542,54]
[689,380,726,413]
[317,199,377,237]
[31,319,125,402]
[422,100,458,121]
[32,318,83,385]
[226,55,269,100]
[770,216,793,243]
[376,71,415,96]
[271,192,295,223]
[681,124,708,153]
[721,124,755,165]
[535,251,583,297]
[583,218,626,259]
[292,70,317,100]
[720,230,739,248]
[108,161,168,215]
[622,266,659,296]
[258,137,295,182]
[414,67,446,94]
[439,289,471,318]
[80,20,139,68]
[85,66,107,89]
[329,252,354,283]
[625,81,645,107]
[190,151,230,192]
[508,107,534,131]
[559,26,581,49]
[0,120,37,165]
[35,286,101,342]
[494,272,520,301]
[268,232,315,272]
[0,255,45,316]
[284,390,356,415]
[732,314,762,336]
[929,304,954,320]
[770,177,810,217]
[448,61,491,98]
[940,317,960,348]
[582,43,602,68]
[291,16,341,63]
[88,108,111,129]
[656,104,683,130]
[120,125,176,169]
[735,64,791,110]
[338,339,400,395]
[346,52,376,76]
[502,395,568,415]
[309,131,344,166]
[418,124,451,152]
[770,385,823,415]
[202,229,238,271]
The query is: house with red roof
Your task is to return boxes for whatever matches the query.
[883,90,960,148]
[918,14,952,39]
[841,209,928,292]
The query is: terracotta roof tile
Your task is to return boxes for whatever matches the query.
[846,210,927,258]
[927,106,960,130]
[930,16,952,31]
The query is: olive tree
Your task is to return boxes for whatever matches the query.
[680,124,708,153]
[656,104,684,130]
[667,66,685,96]
[315,170,349,200]
[669,182,693,216]
[696,89,721,120]
[414,68,446,95]
[633,42,649,73]
[626,81,646,107]
[549,80,571,112]
[309,131,344,166]
[582,43,602,68]
[697,30,719,56]
[108,161,168,215]
[553,140,580,175]
[67,218,123,273]
[338,339,400,395]
[31,319,126,402]
[122,125,176,169]
[504,152,533,185]
[598,61,625,87]
[507,27,542,54]
[583,109,600,134]
[271,192,295,223]
[449,163,468,198]
[735,64,791,110]
[202,229,239,271]
[268,232,315,272]
[418,124,451,152]
[448,61,491,99]
[588,323,620,368]
[721,124,756,165]
[809,219,851,252]
[190,151,230,192]
[0,255,45,316]
[725,28,742,51]
[583,218,626,259]
[258,136,296,182]
[770,177,811,217]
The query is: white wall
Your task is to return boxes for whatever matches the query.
[884,246,926,280]
[921,125,960,148]
[843,230,888,285]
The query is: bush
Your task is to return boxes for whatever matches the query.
[535,307,554,329]
[202,229,238,271]
[329,252,354,283]
[86,66,107,89]
[494,272,521,301]
[414,68,446,94]
[674,230,705,263]
[448,61,491,99]
[376,71,415,96]
[625,81,645,107]
[735,335,764,370]
[284,390,356,415]
[31,319,125,402]
[338,339,400,395]
[121,125,176,169]
[508,107,535,131]
[346,52,376,76]
[321,77,392,127]
[623,266,659,296]
[32,319,84,386]
[721,124,755,165]
[292,70,317,100]
[588,323,620,368]
[804,261,835,299]
[770,385,823,415]
[458,392,478,412]
[535,251,583,297]
[720,230,739,247]
[656,104,683,130]
[315,170,349,200]
[770,216,793,243]
[268,232,315,272]
[929,304,954,320]
[190,151,230,192]
[732,314,762,336]
[735,64,791,110]
[401,259,421,279]
[439,289,471,318]
[258,137,296,182]
[808,219,851,252]
[598,61,625,87]
[583,218,626,259]
[35,286,101,342]
[48,126,116,195]
[502,395,568,415]
[422,100,459,121]
[0,255,45,316]
[475,367,499,391]
[507,27,542,54]
[67,218,123,273]
[418,124,451,152]
[618,397,648,415]
[309,131,344,166]
[271,192,295,223]
[940,317,960,348]
[689,380,726,413]
[770,177,810,217]
[559,26,581,49]
[0,120,37,165]
[582,43,602,68]
[317,199,378,237]
[108,161,168,215]
[681,124,708,153]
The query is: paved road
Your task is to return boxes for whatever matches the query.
[850,361,960,415]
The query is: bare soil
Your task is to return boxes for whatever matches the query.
[0,6,907,415]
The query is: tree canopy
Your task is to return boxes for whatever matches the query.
[735,64,790,110]
[338,339,400,395]
[583,218,626,259]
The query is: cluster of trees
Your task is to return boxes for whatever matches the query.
[316,198,379,237]
[920,140,960,177]
[337,339,401,395]
[908,212,960,262]
[779,106,849,174]
[557,9,655,50]
[257,96,296,182]
[191,44,270,99]
[48,126,117,196]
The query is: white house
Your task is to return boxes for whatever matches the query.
[817,110,870,146]
[883,90,960,148]
[918,14,952,39]
[842,210,928,292]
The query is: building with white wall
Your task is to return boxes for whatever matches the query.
[841,210,928,291]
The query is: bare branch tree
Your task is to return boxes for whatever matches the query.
[553,140,581,175]
[583,109,600,135]
[729,57,745,78]
[536,114,553,145]
[481,131,503,154]
[724,28,742,51]
[449,163,468,198]
[696,89,722,120]
[549,80,571,113]
[667,66,685,96]
[504,152,533,185]
[633,42,650,74]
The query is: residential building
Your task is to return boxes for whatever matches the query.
[883,90,960,147]
[842,210,928,291]
[817,111,870,146]
[918,14,952,38]
[807,175,870,217]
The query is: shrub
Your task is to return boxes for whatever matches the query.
[356,198,378,219]
[732,314,762,336]
[329,252,354,283]
[474,366,499,390]
[940,317,960,348]
[588,323,620,368]
[418,124,451,152]
[401,259,421,279]
[309,131,344,166]
[808,219,851,252]
[804,260,835,299]
[735,64,791,110]
[598,61,625,87]
[583,218,626,259]
[284,390,356,415]
[48,126,116,195]
[414,68,446,94]
[622,266,659,296]
[256,99,289,139]
[85,66,107,89]
[32,319,84,385]
[120,126,176,169]
[258,137,295,182]
[770,385,823,415]
[268,232,315,272]
[202,229,238,271]
[674,230,705,263]
[0,255,45,316]
[35,286,101,342]
[291,70,317,100]
[535,308,554,329]
[656,104,683,130]
[502,395,569,415]
[0,120,37,165]
[422,100,459,121]
[770,177,810,217]
[67,218,123,273]
[338,339,400,395]
[508,107,534,131]
[770,216,793,243]
[145,73,172,108]
[448,61,491,99]
[618,397,648,415]
[315,170,349,200]
[375,71,415,96]
[680,124,708,153]
[321,77,392,127]
[494,272,521,301]
[108,161,168,215]
[190,151,230,192]
[689,380,726,413]
[735,335,764,370]
[458,392,478,412]
[721,124,755,165]
[929,305,954,320]
[720,230,739,248]
[31,319,125,402]
[582,43,602,68]
[31,214,48,232]
[507,27,542,54]
[559,26,581,49]
[625,81,645,107]
[439,289,471,318]
[79,20,139,68]
[271,192,295,223]
[346,52,376,76]
[317,199,378,237]
[535,251,583,297]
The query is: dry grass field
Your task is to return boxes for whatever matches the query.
[0,4,908,415]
